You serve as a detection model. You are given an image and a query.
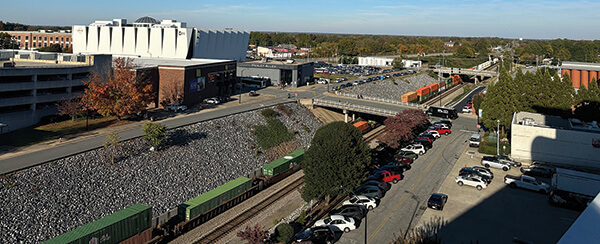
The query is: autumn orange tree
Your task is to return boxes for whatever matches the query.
[81,58,154,120]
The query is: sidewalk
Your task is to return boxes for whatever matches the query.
[0,92,277,171]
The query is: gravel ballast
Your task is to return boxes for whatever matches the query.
[341,74,439,101]
[0,103,322,244]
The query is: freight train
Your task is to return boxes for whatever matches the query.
[401,75,462,103]
[43,149,305,244]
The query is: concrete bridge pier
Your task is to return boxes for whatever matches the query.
[344,109,348,123]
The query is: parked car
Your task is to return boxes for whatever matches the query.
[396,150,418,160]
[466,101,473,108]
[165,103,187,112]
[401,144,427,155]
[294,226,336,244]
[470,166,494,179]
[418,132,437,141]
[362,180,392,192]
[495,155,522,167]
[249,90,259,96]
[415,136,432,144]
[428,126,451,135]
[459,167,492,183]
[520,165,554,178]
[369,170,403,184]
[330,205,367,221]
[392,155,414,165]
[462,106,472,113]
[413,138,432,149]
[203,97,220,104]
[427,193,448,210]
[434,120,453,129]
[313,215,357,233]
[427,130,441,138]
[351,185,384,200]
[379,164,410,173]
[469,134,481,147]
[343,195,377,210]
[455,175,487,190]
[504,175,551,194]
[481,156,511,171]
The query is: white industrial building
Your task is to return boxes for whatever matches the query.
[72,17,249,61]
[511,111,600,169]
[358,57,422,67]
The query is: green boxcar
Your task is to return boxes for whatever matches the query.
[179,177,252,221]
[262,149,305,176]
[43,203,152,244]
[444,77,453,88]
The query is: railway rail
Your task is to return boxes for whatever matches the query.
[195,176,306,244]
[423,83,465,106]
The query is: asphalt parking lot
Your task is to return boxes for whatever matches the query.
[417,143,582,244]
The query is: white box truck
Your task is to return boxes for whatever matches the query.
[549,168,600,210]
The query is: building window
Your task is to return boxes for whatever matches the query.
[61,37,64,42]
[25,36,28,40]
[66,38,69,42]
[17,36,21,40]
[33,36,36,40]
[50,37,53,41]
[33,42,36,47]
[44,37,47,41]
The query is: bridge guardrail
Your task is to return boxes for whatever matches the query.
[336,93,428,110]
[313,98,399,116]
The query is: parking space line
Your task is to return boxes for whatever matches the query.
[367,134,458,242]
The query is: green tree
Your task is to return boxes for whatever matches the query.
[275,223,294,243]
[454,45,476,58]
[0,32,17,49]
[480,70,516,130]
[143,122,166,150]
[301,122,371,202]
[392,58,404,70]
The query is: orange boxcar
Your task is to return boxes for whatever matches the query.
[427,83,440,91]
[353,121,369,133]
[416,87,430,97]
[401,91,418,103]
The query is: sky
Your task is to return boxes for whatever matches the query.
[2,0,599,40]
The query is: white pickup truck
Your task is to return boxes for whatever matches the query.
[504,175,550,194]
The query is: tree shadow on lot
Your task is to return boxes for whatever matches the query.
[166,129,207,147]
[436,185,581,244]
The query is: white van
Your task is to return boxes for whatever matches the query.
[469,134,481,147]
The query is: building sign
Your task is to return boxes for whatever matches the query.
[196,69,202,77]
[250,64,278,68]
[189,77,205,92]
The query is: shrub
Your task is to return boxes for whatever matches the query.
[297,210,307,225]
[261,109,277,118]
[254,117,294,149]
[236,223,268,244]
[275,223,294,243]
[276,104,291,116]
[143,122,166,149]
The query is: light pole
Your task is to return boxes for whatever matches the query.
[497,119,500,155]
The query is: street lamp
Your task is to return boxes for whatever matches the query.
[497,119,500,155]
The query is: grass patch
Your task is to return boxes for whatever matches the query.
[446,83,475,106]
[478,132,511,155]
[0,116,132,147]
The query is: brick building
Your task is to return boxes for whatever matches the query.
[2,30,72,50]
[131,57,238,107]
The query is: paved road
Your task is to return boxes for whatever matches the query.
[336,114,478,244]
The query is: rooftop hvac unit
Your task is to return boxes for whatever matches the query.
[522,117,536,126]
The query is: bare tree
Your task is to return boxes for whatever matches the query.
[56,95,82,121]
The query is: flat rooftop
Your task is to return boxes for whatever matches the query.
[561,61,600,72]
[0,60,88,68]
[240,60,311,66]
[123,56,234,69]
[513,111,600,133]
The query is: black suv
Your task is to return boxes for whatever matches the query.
[294,226,336,244]
[520,165,554,178]
[330,205,367,221]
[414,138,432,149]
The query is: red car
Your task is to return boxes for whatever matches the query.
[393,155,414,165]
[369,170,403,184]
[466,101,473,108]
[428,126,451,135]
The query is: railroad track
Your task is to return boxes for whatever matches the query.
[423,83,465,106]
[364,125,386,142]
[195,176,306,244]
